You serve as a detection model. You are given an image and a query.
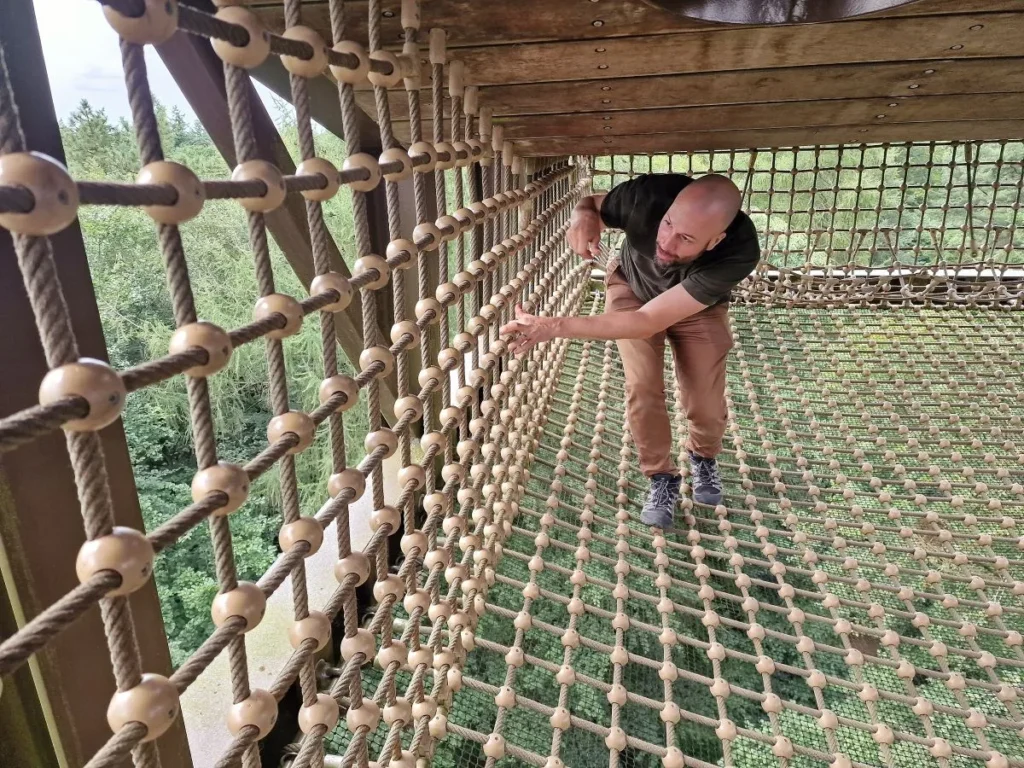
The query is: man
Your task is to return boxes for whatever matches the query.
[500,173,760,530]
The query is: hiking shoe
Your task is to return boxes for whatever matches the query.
[689,453,723,506]
[640,473,681,529]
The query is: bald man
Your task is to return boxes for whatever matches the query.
[501,173,759,530]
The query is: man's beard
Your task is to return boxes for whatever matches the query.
[656,245,703,266]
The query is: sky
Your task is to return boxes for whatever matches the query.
[36,0,279,123]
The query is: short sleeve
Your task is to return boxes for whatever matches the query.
[599,177,643,231]
[681,245,760,306]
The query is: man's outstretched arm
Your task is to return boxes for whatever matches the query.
[500,283,708,355]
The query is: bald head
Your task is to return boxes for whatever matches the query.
[655,174,743,265]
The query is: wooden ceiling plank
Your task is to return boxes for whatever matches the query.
[250,0,1020,48]
[453,13,1024,86]
[475,58,1024,118]
[493,92,1024,140]
[510,119,1024,155]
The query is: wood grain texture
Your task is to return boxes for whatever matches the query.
[495,92,1024,139]
[250,0,1018,47]
[453,13,1024,86]
[510,120,1024,156]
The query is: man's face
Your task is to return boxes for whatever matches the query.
[655,193,726,265]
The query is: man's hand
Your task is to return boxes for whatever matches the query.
[500,305,558,356]
[568,207,602,259]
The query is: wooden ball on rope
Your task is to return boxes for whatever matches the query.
[288,610,331,651]
[367,50,403,88]
[103,0,178,45]
[409,141,438,173]
[365,429,398,458]
[211,581,266,631]
[280,26,328,78]
[0,151,79,236]
[330,40,369,84]
[211,7,270,69]
[359,345,395,377]
[379,148,413,181]
[319,374,359,412]
[328,468,365,501]
[106,673,180,742]
[434,142,457,171]
[266,410,316,454]
[309,271,352,312]
[342,153,381,192]
[75,526,154,596]
[226,689,278,739]
[191,461,250,516]
[278,517,324,557]
[296,157,340,201]
[298,693,339,734]
[386,238,418,268]
[169,321,232,377]
[231,160,287,212]
[39,358,126,432]
[354,254,390,290]
[253,293,303,339]
[137,160,205,224]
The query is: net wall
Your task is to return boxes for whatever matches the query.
[0,3,1021,768]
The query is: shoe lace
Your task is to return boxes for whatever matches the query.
[692,458,722,491]
[647,476,679,508]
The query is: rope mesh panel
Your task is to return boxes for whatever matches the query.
[0,4,1021,768]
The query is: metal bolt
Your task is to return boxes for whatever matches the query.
[923,69,936,74]
[383,10,395,17]
[597,64,608,70]
[592,19,605,26]
[969,24,983,30]
[595,47,606,53]
[601,99,610,104]
[601,86,611,91]
[876,114,886,119]
[950,44,964,50]
[908,84,920,89]
[888,103,898,107]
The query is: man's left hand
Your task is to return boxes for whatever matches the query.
[500,305,557,356]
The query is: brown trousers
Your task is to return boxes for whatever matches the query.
[605,268,733,477]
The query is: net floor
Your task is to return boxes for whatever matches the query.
[326,296,1024,768]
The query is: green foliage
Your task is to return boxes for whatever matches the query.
[62,98,370,667]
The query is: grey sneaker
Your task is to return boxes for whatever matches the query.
[689,453,723,506]
[640,473,681,529]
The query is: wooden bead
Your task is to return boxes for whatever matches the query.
[409,141,437,172]
[334,553,371,586]
[39,358,126,432]
[191,461,250,516]
[398,465,426,490]
[342,153,381,192]
[483,734,505,759]
[369,504,400,532]
[211,581,266,631]
[137,160,205,224]
[253,293,303,338]
[280,26,327,77]
[413,222,443,249]
[330,39,369,83]
[328,468,365,501]
[386,238,418,267]
[354,254,390,290]
[103,0,178,44]
[288,610,331,651]
[76,526,154,596]
[435,282,460,304]
[296,157,339,201]
[436,215,460,242]
[391,320,420,347]
[394,395,423,421]
[418,367,443,389]
[341,628,376,661]
[347,700,381,733]
[298,693,339,734]
[373,574,405,601]
[211,7,270,69]
[367,49,402,88]
[0,151,79,236]
[434,142,457,171]
[266,410,316,454]
[226,689,278,739]
[231,160,286,212]
[279,517,324,557]
[415,298,442,324]
[319,374,359,412]
[309,272,352,312]
[169,321,232,377]
[379,148,412,181]
[452,141,473,168]
[359,345,395,377]
[107,673,179,742]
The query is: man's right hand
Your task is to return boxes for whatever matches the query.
[568,208,602,260]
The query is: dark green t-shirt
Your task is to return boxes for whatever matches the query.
[600,174,760,305]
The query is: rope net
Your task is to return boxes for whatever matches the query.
[0,3,1020,768]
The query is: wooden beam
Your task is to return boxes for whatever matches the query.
[0,5,189,766]
[453,13,1024,86]
[250,0,1018,48]
[473,58,1024,118]
[155,25,398,417]
[511,119,1024,156]
[497,92,1024,140]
